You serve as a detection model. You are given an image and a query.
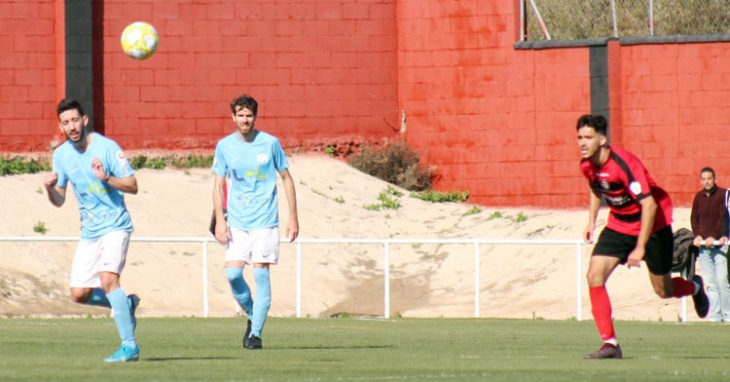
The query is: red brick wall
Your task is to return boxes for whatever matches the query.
[2,0,730,208]
[396,1,730,207]
[0,0,60,152]
[397,0,591,207]
[612,42,730,206]
[100,0,400,150]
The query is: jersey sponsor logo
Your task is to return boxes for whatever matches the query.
[604,194,632,206]
[87,181,109,195]
[231,167,269,182]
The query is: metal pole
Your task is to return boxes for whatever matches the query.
[296,241,302,318]
[610,0,618,37]
[648,0,654,35]
[202,241,209,318]
[528,0,551,40]
[384,241,390,319]
[474,242,480,318]
[519,0,525,41]
[576,242,582,321]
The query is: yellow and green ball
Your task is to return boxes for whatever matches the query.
[121,21,159,60]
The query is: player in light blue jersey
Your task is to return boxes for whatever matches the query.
[212,94,299,350]
[43,99,141,363]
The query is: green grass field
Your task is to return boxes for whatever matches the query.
[0,317,728,381]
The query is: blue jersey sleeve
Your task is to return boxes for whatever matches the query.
[272,138,288,173]
[52,147,69,188]
[211,141,228,177]
[106,141,135,179]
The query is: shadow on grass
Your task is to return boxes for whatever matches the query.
[144,356,238,362]
[284,345,394,350]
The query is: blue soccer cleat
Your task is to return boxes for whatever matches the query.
[128,294,141,331]
[104,345,140,363]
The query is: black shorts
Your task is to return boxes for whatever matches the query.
[592,225,673,275]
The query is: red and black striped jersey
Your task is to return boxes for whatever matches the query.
[580,146,673,235]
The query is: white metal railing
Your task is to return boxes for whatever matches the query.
[0,235,593,320]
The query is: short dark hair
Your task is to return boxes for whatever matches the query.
[230,94,258,117]
[701,167,715,177]
[576,114,607,135]
[57,98,85,117]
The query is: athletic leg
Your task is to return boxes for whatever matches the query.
[586,255,621,345]
[250,265,271,339]
[712,251,730,321]
[225,261,253,316]
[102,272,137,349]
[698,248,721,320]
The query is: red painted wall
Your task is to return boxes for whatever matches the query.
[0,1,59,152]
[100,0,400,150]
[2,0,730,208]
[397,0,591,207]
[611,42,730,206]
[396,1,730,207]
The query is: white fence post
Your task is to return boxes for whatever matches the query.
[296,241,302,318]
[384,241,390,319]
[575,242,582,321]
[474,242,481,318]
[202,240,209,318]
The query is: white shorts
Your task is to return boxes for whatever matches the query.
[225,227,280,265]
[70,230,130,288]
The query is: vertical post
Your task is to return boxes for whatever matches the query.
[202,241,209,318]
[648,0,654,35]
[384,241,390,319]
[681,296,687,322]
[575,242,582,321]
[474,242,480,318]
[296,241,302,318]
[519,0,525,41]
[610,0,618,37]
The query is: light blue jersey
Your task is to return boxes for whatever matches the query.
[211,131,288,231]
[52,133,134,239]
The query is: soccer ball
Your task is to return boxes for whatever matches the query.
[120,21,159,60]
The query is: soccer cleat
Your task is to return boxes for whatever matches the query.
[241,319,252,348]
[244,335,262,350]
[128,294,141,331]
[104,345,140,363]
[584,343,622,359]
[692,275,709,318]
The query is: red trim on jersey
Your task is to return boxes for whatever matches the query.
[580,146,672,235]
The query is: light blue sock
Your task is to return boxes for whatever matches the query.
[226,267,253,316]
[86,288,111,307]
[251,268,271,338]
[106,288,137,349]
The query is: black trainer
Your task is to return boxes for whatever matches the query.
[584,343,622,359]
[244,335,262,350]
[241,319,252,348]
[692,275,709,318]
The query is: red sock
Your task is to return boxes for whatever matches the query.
[671,277,696,298]
[589,286,616,342]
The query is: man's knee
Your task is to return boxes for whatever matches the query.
[70,288,90,303]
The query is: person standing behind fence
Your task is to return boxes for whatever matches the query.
[212,94,299,350]
[576,114,709,359]
[691,167,730,322]
[43,98,141,363]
